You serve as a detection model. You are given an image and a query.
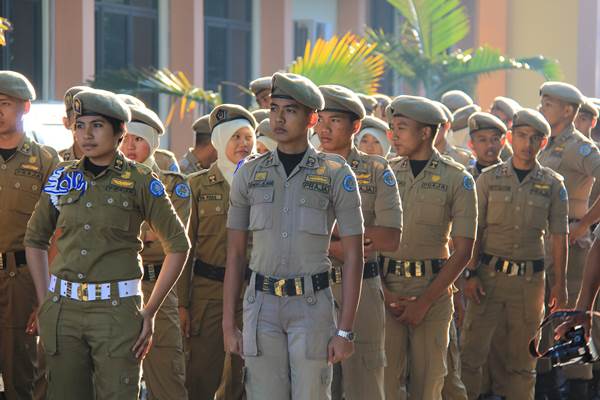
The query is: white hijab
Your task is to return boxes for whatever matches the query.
[212,119,257,185]
[125,121,160,168]
[356,127,392,157]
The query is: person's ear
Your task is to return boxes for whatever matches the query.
[467,138,474,150]
[23,100,31,114]
[506,130,513,145]
[539,136,548,150]
[352,119,362,135]
[308,111,318,128]
[500,135,506,147]
[592,118,598,130]
[62,116,70,130]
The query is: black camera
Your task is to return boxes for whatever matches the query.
[547,326,599,367]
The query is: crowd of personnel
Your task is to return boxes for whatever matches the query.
[2,68,600,400]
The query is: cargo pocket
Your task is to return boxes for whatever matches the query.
[119,367,141,387]
[109,296,144,359]
[298,196,329,235]
[189,300,209,337]
[362,350,387,370]
[305,290,336,360]
[522,274,545,323]
[320,366,332,386]
[242,289,264,357]
[248,188,274,231]
[37,295,62,355]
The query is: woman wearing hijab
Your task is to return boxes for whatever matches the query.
[356,115,392,158]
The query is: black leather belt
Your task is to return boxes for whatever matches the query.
[380,256,445,277]
[193,259,251,282]
[481,253,544,276]
[255,271,330,297]
[0,251,27,270]
[330,261,380,284]
[142,263,163,282]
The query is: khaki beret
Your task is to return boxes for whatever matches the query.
[271,72,324,110]
[257,118,273,138]
[73,89,131,122]
[468,112,507,135]
[319,85,366,120]
[433,101,453,123]
[0,71,36,101]
[249,77,272,95]
[360,115,389,133]
[192,115,211,136]
[252,109,269,123]
[540,81,584,106]
[386,95,447,125]
[373,93,392,108]
[118,94,145,107]
[440,90,473,112]
[452,104,482,131]
[64,86,89,112]
[357,93,378,114]
[512,108,551,136]
[491,96,521,119]
[129,105,164,135]
[209,104,257,131]
[579,98,599,118]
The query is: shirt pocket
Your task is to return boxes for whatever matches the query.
[100,194,134,231]
[7,176,41,215]
[526,195,550,230]
[487,191,512,225]
[415,191,446,226]
[248,187,274,231]
[298,195,330,235]
[198,201,227,235]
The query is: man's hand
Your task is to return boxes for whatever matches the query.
[179,306,191,338]
[548,283,568,312]
[398,297,431,326]
[569,221,589,245]
[132,308,155,360]
[328,240,345,261]
[463,277,486,304]
[555,312,592,341]
[383,287,412,318]
[223,326,244,357]
[327,335,354,364]
[25,309,38,336]
[363,238,374,259]
[454,292,466,329]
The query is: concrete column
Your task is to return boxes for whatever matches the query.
[577,0,600,96]
[259,0,293,75]
[337,0,368,35]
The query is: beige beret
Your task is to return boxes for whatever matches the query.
[386,95,447,125]
[540,81,584,106]
[129,105,165,135]
[73,89,131,122]
[249,77,272,95]
[357,93,378,114]
[373,93,392,108]
[209,104,257,131]
[257,118,273,137]
[117,94,145,107]
[360,115,389,133]
[468,112,507,135]
[0,71,36,101]
[64,86,89,112]
[512,108,551,136]
[440,90,473,112]
[491,96,521,119]
[192,115,211,136]
[252,109,269,123]
[433,101,453,123]
[452,104,482,131]
[319,85,366,120]
[271,72,324,110]
[579,98,599,118]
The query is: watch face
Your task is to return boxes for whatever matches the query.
[347,332,355,341]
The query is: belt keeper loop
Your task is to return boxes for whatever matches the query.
[249,271,258,294]
[526,261,534,277]
[303,273,315,300]
[109,281,119,301]
[423,260,432,277]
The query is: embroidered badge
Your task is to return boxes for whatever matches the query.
[208,175,217,183]
[254,171,268,181]
[463,175,474,191]
[306,156,317,168]
[43,167,88,207]
[431,175,441,182]
[306,175,330,184]
[121,171,131,179]
[28,156,37,163]
[169,162,179,172]
[343,175,357,192]
[73,98,82,115]
[149,178,165,197]
[174,182,191,198]
[351,159,360,169]
[20,163,39,172]
[316,166,326,175]
[559,187,568,201]
[110,178,135,189]
[383,170,396,187]
[579,143,592,156]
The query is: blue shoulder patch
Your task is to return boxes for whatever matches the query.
[169,162,180,172]
[343,175,357,192]
[149,178,165,197]
[174,182,191,198]
[382,169,397,187]
[579,143,592,156]
[463,175,474,191]
[559,187,568,202]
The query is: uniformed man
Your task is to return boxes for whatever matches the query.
[466,112,507,180]
[0,71,59,400]
[461,108,568,400]
[355,115,392,158]
[24,88,190,399]
[441,89,474,113]
[373,94,391,121]
[315,84,402,400]
[575,98,599,139]
[490,96,521,161]
[434,101,476,167]
[179,115,217,175]
[537,81,600,397]
[382,95,477,400]
[179,104,256,400]
[249,77,272,109]
[255,119,278,154]
[358,93,378,116]
[59,86,88,161]
[448,104,482,150]
[119,102,191,400]
[223,72,365,400]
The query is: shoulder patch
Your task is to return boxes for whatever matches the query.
[168,162,180,172]
[149,178,165,197]
[579,143,592,156]
[342,175,357,192]
[463,175,475,191]
[174,182,191,198]
[382,169,397,187]
[559,187,568,202]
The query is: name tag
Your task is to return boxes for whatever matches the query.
[200,194,223,201]
[421,182,448,192]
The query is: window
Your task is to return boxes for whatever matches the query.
[0,0,43,97]
[95,0,158,107]
[205,0,252,106]
[293,20,331,59]
[369,0,397,96]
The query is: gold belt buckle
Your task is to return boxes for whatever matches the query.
[294,277,303,295]
[501,260,510,274]
[78,283,89,301]
[274,279,286,297]
[415,261,423,277]
[335,267,342,283]
[65,281,73,297]
[403,261,412,278]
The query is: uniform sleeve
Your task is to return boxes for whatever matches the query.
[373,162,402,230]
[450,171,478,239]
[141,173,190,254]
[24,192,59,250]
[548,179,569,235]
[476,172,490,231]
[331,163,364,237]
[169,175,192,230]
[178,178,200,308]
[226,166,251,230]
[579,142,600,179]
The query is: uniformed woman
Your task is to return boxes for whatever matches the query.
[355,115,392,158]
[179,104,256,400]
[24,88,190,400]
[119,101,191,400]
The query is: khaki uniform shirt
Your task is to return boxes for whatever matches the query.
[227,146,364,278]
[440,142,475,168]
[179,149,205,175]
[477,160,568,260]
[384,150,477,261]
[155,148,181,173]
[0,135,60,252]
[538,124,600,219]
[59,145,78,162]
[25,152,190,282]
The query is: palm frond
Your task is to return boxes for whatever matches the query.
[287,32,385,94]
[0,17,13,47]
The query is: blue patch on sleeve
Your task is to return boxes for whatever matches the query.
[463,175,474,191]
[559,187,568,201]
[342,175,357,192]
[383,169,397,187]
[174,182,191,198]
[579,143,592,156]
[149,178,165,197]
[169,162,180,172]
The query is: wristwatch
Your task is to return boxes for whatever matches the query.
[335,329,356,342]
[463,268,478,280]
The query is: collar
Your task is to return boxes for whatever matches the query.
[346,146,363,170]
[206,162,225,185]
[424,149,443,173]
[506,158,544,181]
[264,144,320,170]
[186,149,202,169]
[17,135,33,156]
[552,123,576,145]
[75,151,127,174]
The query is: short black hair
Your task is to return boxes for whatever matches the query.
[106,116,125,136]
[195,133,212,148]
